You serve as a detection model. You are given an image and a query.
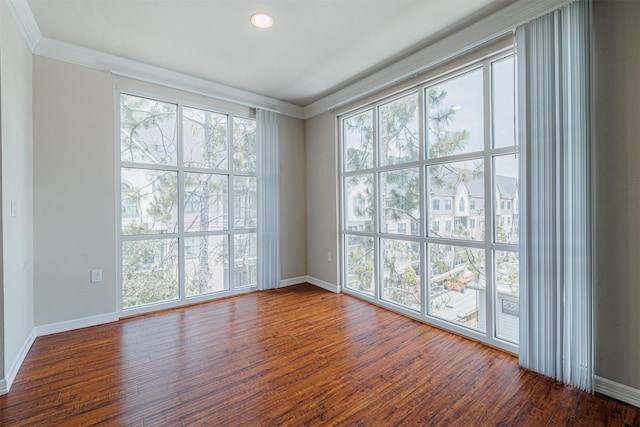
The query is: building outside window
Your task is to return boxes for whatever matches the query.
[340,52,519,350]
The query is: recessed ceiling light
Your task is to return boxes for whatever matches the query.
[251,13,274,29]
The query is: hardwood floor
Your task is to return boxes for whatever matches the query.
[1,284,638,426]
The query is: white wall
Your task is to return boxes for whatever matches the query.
[593,0,640,391]
[33,56,307,326]
[1,1,34,383]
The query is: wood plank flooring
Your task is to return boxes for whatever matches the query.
[1,283,638,426]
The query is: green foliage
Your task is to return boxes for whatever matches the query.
[121,224,178,308]
[120,94,177,165]
[346,237,375,293]
[120,94,257,309]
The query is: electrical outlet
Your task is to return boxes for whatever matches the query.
[327,251,332,262]
[90,269,103,283]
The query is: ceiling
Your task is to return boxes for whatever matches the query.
[26,0,509,107]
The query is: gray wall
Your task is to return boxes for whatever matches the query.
[280,115,307,280]
[1,1,35,380]
[593,0,640,390]
[305,112,339,286]
[33,56,306,326]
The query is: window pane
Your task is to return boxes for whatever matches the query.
[492,56,516,149]
[121,168,178,235]
[120,94,177,165]
[184,173,228,232]
[234,233,257,288]
[183,107,228,170]
[380,93,419,166]
[232,117,257,172]
[345,235,375,295]
[234,176,257,229]
[428,159,484,240]
[495,251,519,343]
[381,168,419,236]
[122,238,178,308]
[494,155,519,244]
[382,239,420,311]
[344,174,374,232]
[344,110,374,171]
[426,68,483,158]
[428,244,485,332]
[185,235,229,297]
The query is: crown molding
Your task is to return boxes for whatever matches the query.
[302,0,573,119]
[5,0,41,50]
[34,37,305,118]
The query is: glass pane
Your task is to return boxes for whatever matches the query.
[233,176,257,229]
[381,168,420,236]
[184,173,228,232]
[232,117,257,172]
[428,159,484,240]
[185,235,229,297]
[344,174,374,232]
[382,239,420,311]
[492,56,516,149]
[426,68,484,158]
[122,238,178,308]
[494,155,519,244]
[428,244,486,332]
[379,93,419,166]
[345,235,375,295]
[234,233,257,288]
[120,94,177,165]
[495,251,519,343]
[343,110,374,171]
[121,168,178,235]
[183,107,228,170]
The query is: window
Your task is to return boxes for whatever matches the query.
[397,223,407,235]
[341,53,519,351]
[119,93,257,312]
[121,182,139,219]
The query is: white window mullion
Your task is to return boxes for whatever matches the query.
[177,103,185,302]
[483,59,496,342]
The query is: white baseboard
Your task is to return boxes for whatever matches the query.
[279,275,341,293]
[594,375,640,408]
[279,276,308,287]
[306,276,341,293]
[35,312,119,337]
[3,328,37,394]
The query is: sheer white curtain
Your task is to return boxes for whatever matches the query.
[257,109,281,290]
[517,0,592,391]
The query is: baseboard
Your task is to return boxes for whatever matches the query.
[594,375,640,408]
[35,312,119,337]
[0,378,7,396]
[3,328,37,394]
[279,276,308,287]
[306,276,341,293]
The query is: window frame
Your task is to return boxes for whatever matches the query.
[339,50,519,354]
[116,90,258,317]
